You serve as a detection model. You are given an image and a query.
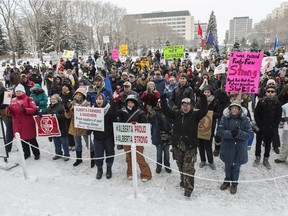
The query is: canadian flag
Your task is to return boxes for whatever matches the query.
[198,23,206,47]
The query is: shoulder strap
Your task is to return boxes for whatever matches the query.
[126,109,140,123]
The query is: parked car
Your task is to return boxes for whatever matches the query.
[1,61,6,67]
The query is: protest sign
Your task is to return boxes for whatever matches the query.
[62,50,75,58]
[140,60,150,69]
[261,56,277,74]
[197,111,213,140]
[74,106,104,131]
[225,52,263,94]
[111,49,119,60]
[113,122,152,146]
[3,91,12,105]
[34,115,61,137]
[214,64,226,75]
[119,44,128,56]
[163,45,184,60]
[201,49,211,59]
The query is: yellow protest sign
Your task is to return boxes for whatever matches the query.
[62,50,75,58]
[119,44,128,56]
[163,45,184,60]
[140,60,150,69]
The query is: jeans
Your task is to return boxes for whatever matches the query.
[94,138,115,167]
[224,163,241,185]
[74,135,93,152]
[53,136,70,156]
[156,145,170,167]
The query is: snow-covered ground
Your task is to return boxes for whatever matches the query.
[1,129,288,216]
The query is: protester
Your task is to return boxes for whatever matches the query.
[216,100,252,194]
[7,84,40,160]
[30,84,48,113]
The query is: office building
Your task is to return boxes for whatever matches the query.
[229,16,252,44]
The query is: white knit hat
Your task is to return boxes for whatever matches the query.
[266,79,276,86]
[15,84,26,93]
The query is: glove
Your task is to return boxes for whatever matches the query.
[146,105,152,114]
[21,104,26,113]
[160,93,167,99]
[35,101,40,106]
[231,127,239,138]
[48,137,53,142]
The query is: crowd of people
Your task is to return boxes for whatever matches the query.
[0,47,288,197]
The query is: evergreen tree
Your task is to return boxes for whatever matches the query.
[250,39,260,52]
[232,41,241,51]
[15,27,26,58]
[205,11,219,53]
[0,25,8,55]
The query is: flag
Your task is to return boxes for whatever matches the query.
[206,31,219,54]
[274,36,279,53]
[198,23,206,47]
[33,115,61,137]
[105,71,113,94]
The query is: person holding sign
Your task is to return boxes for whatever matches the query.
[160,92,208,197]
[117,94,152,182]
[87,93,116,179]
[216,100,252,194]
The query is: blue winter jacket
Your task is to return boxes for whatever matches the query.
[217,109,252,165]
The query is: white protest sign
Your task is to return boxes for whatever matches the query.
[214,64,226,74]
[74,106,104,131]
[201,49,211,59]
[113,122,152,146]
[3,91,12,105]
[261,56,277,74]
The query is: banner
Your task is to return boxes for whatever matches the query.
[113,122,152,146]
[201,49,211,59]
[3,91,12,105]
[33,115,61,137]
[62,50,75,59]
[225,52,263,94]
[111,49,119,60]
[197,111,213,140]
[140,60,150,69]
[119,44,128,56]
[74,106,104,131]
[163,45,184,60]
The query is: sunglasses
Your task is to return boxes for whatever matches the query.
[266,90,275,93]
[123,85,130,88]
[155,74,161,76]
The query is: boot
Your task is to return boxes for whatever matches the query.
[253,156,261,167]
[230,184,237,194]
[213,145,220,157]
[263,157,271,169]
[73,151,82,167]
[96,167,103,179]
[106,166,112,179]
[156,164,162,174]
[90,151,95,168]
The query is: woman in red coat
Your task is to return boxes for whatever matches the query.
[8,84,40,160]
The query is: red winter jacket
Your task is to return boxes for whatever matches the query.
[8,94,37,140]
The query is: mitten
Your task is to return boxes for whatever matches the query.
[231,127,239,138]
[21,104,26,113]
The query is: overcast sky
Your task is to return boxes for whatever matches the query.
[104,0,286,44]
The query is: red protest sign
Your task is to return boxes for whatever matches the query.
[33,115,61,137]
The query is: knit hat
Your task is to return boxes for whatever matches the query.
[31,83,41,90]
[266,79,276,86]
[15,84,26,93]
[51,94,61,102]
[74,87,87,99]
[229,100,242,109]
[181,98,191,104]
[202,85,214,95]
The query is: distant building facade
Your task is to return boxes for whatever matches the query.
[124,11,194,41]
[229,16,252,44]
[267,2,288,19]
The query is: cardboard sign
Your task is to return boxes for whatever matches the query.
[62,50,75,59]
[226,52,263,94]
[214,64,226,75]
[3,91,12,105]
[111,49,119,60]
[113,122,152,146]
[140,60,150,69]
[163,45,184,60]
[74,106,104,131]
[261,56,277,74]
[34,115,61,137]
[119,44,128,56]
[201,49,211,59]
[197,110,213,140]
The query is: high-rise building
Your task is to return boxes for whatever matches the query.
[124,11,194,41]
[229,17,252,44]
[267,2,288,19]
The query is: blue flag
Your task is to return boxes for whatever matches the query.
[206,32,219,54]
[105,71,113,94]
[274,36,279,53]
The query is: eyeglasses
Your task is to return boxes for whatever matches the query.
[124,85,130,88]
[155,74,161,76]
[266,90,275,93]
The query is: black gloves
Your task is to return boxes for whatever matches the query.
[48,137,53,142]
[35,101,40,106]
[21,104,26,113]
[231,127,239,138]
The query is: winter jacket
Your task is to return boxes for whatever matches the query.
[254,97,282,137]
[153,78,166,95]
[45,102,68,137]
[217,109,252,165]
[29,74,43,85]
[30,87,48,113]
[8,94,37,140]
[161,93,208,150]
[141,90,160,110]
[171,83,195,109]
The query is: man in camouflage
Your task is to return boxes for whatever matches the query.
[160,91,208,197]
